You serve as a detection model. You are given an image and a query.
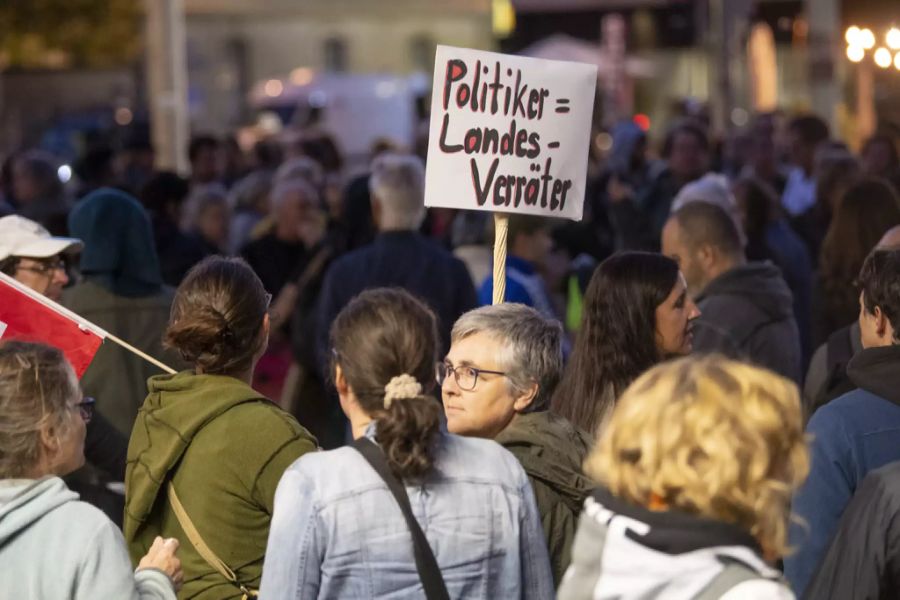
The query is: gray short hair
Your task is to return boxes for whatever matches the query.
[275,157,325,189]
[369,153,426,231]
[270,177,320,212]
[451,303,563,412]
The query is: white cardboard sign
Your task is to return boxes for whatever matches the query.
[424,45,597,221]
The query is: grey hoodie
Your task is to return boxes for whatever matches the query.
[0,476,175,600]
[558,489,793,599]
[693,263,802,383]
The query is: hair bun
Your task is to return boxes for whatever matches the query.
[384,374,423,409]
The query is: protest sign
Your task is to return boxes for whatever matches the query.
[425,45,597,221]
[424,45,597,303]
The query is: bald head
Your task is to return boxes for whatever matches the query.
[878,225,900,250]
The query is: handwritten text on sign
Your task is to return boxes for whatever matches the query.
[425,46,597,221]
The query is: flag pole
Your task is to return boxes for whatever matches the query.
[0,272,176,374]
[105,333,177,374]
[492,213,509,305]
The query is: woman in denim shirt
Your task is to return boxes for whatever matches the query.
[260,288,554,600]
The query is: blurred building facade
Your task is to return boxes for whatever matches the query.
[182,0,493,133]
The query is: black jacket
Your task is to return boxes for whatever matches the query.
[314,231,477,372]
[804,460,900,600]
[693,262,802,383]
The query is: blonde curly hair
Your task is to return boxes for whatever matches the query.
[585,354,809,558]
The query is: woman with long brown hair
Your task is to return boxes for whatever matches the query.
[552,252,700,435]
[260,288,553,600]
[813,178,900,346]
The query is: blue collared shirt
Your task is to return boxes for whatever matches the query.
[260,423,555,599]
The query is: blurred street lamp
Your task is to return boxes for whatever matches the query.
[847,45,865,63]
[846,26,861,45]
[887,28,900,50]
[875,47,893,68]
[492,0,515,38]
[861,28,876,50]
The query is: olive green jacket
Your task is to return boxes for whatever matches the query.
[495,410,594,586]
[124,371,317,599]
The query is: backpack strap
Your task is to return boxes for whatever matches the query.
[167,483,258,600]
[351,437,450,600]
[693,556,769,600]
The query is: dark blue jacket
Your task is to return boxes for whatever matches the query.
[314,231,477,371]
[478,256,557,319]
[786,344,900,597]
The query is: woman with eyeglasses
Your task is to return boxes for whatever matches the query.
[260,288,554,600]
[124,256,317,599]
[0,340,182,599]
[440,303,593,586]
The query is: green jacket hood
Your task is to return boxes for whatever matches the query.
[124,371,268,541]
[495,411,594,511]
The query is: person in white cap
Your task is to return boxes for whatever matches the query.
[0,213,130,508]
[0,214,82,301]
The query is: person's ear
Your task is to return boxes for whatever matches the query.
[39,420,60,457]
[512,383,539,413]
[696,243,716,271]
[262,312,271,338]
[334,363,350,396]
[874,306,889,340]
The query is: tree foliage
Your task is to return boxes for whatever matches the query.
[0,0,140,69]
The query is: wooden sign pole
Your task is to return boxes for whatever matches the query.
[492,213,509,305]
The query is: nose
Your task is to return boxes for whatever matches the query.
[441,371,460,397]
[53,266,69,287]
[687,299,701,321]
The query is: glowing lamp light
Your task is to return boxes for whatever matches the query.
[492,0,516,38]
[633,113,651,131]
[846,45,865,63]
[264,79,283,98]
[895,52,900,70]
[115,107,133,126]
[57,165,72,184]
[888,28,900,50]
[845,26,861,45]
[594,132,613,153]
[290,67,313,86]
[875,47,893,68]
[861,28,876,50]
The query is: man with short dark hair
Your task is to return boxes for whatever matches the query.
[661,201,802,382]
[786,248,900,597]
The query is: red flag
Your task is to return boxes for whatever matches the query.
[0,272,105,378]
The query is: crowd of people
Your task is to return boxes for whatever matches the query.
[1,109,900,599]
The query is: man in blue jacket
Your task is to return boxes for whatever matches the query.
[786,247,900,596]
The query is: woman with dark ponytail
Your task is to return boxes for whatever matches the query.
[260,288,554,600]
[124,256,318,599]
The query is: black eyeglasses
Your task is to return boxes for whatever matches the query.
[436,362,506,391]
[15,258,66,276]
[75,397,95,423]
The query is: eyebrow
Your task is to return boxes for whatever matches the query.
[444,359,476,368]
